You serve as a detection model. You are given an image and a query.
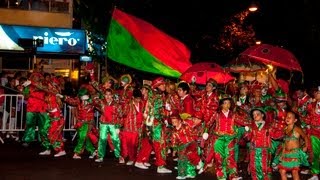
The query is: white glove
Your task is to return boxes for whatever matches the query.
[48,108,57,113]
[22,80,31,87]
[56,94,64,99]
[80,95,89,101]
[236,101,242,106]
[165,103,171,111]
[164,120,169,127]
[115,129,120,135]
[202,133,209,140]
[245,126,250,132]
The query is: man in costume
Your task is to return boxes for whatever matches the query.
[94,88,123,163]
[120,89,144,165]
[22,72,51,155]
[61,87,98,159]
[134,77,172,173]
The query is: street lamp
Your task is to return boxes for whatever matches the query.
[249,2,258,12]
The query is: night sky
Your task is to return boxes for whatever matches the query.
[106,0,317,87]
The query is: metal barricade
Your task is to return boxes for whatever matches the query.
[0,94,101,143]
[0,94,25,132]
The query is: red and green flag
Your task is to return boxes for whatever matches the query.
[107,9,192,78]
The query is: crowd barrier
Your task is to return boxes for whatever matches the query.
[0,94,101,143]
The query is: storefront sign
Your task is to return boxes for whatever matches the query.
[0,24,86,54]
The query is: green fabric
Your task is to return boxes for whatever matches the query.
[107,19,181,78]
[37,112,51,149]
[74,123,95,155]
[152,124,162,142]
[213,135,237,179]
[22,112,50,149]
[310,135,320,174]
[254,148,264,180]
[177,146,196,177]
[278,148,309,169]
[97,123,121,158]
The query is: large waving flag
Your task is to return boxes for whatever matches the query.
[107,9,192,78]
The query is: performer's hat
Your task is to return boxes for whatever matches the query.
[250,107,267,120]
[219,94,233,105]
[120,74,132,85]
[274,88,287,102]
[151,77,165,89]
[78,88,89,97]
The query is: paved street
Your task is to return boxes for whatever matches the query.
[0,137,314,180]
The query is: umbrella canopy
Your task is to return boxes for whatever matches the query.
[180,62,235,85]
[239,44,302,72]
[224,57,267,73]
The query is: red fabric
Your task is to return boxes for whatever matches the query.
[136,138,153,163]
[240,44,302,71]
[112,9,192,73]
[179,95,195,116]
[120,131,139,161]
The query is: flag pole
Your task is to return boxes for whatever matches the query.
[103,3,117,80]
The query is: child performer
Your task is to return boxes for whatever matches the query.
[274,111,310,180]
[59,88,97,159]
[245,108,282,180]
[171,114,201,180]
[94,88,123,163]
[120,89,144,165]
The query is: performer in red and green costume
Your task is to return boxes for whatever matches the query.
[22,72,51,154]
[304,87,320,180]
[94,88,123,163]
[171,114,201,179]
[134,77,172,173]
[46,77,66,157]
[244,108,278,180]
[62,88,97,159]
[120,89,144,165]
[207,95,243,180]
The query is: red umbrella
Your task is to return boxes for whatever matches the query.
[180,62,234,85]
[239,44,302,72]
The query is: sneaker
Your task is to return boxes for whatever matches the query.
[89,151,97,159]
[135,162,149,169]
[126,161,134,166]
[54,150,66,157]
[308,175,319,180]
[173,157,178,161]
[301,169,310,175]
[176,176,186,180]
[39,150,51,155]
[73,153,81,159]
[22,142,29,147]
[157,166,172,173]
[286,173,292,178]
[198,168,205,175]
[186,175,195,178]
[196,160,203,170]
[231,177,242,180]
[143,162,151,167]
[95,158,103,163]
[174,166,178,170]
[119,157,125,164]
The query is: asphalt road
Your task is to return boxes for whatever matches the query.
[0,136,315,180]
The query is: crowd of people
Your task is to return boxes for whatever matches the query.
[1,64,320,180]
